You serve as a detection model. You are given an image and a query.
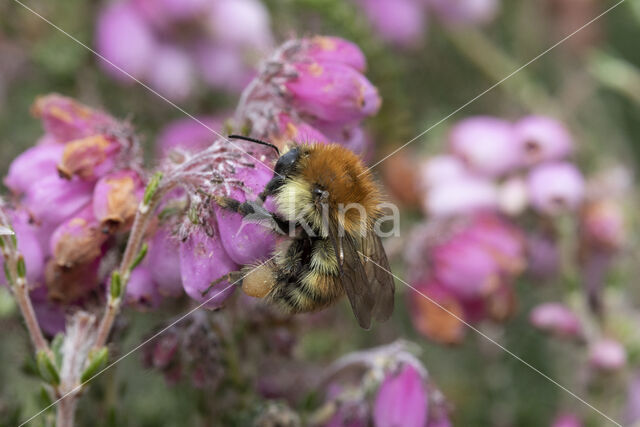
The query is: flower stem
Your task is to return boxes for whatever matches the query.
[55,395,77,427]
[94,179,167,350]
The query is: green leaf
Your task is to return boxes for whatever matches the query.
[51,334,64,369]
[36,350,60,386]
[80,347,109,384]
[110,271,122,299]
[129,243,148,271]
[143,172,163,206]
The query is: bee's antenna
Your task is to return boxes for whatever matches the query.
[228,134,280,156]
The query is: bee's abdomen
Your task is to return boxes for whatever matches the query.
[268,239,343,313]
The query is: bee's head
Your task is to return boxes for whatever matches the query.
[273,146,300,177]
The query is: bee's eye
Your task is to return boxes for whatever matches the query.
[274,148,299,176]
[313,188,329,200]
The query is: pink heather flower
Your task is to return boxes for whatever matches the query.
[4,143,65,195]
[210,0,273,50]
[449,116,520,177]
[527,162,585,215]
[156,117,223,158]
[57,134,121,181]
[589,338,627,372]
[146,227,183,297]
[0,211,45,288]
[514,115,573,165]
[529,303,582,337]
[464,214,525,275]
[581,200,625,251]
[285,61,381,126]
[125,266,162,309]
[31,94,117,142]
[273,113,329,147]
[311,122,372,158]
[195,44,255,91]
[49,205,106,268]
[96,1,156,82]
[374,364,428,427]
[428,0,499,26]
[425,175,499,217]
[214,162,276,265]
[551,413,583,427]
[96,0,272,99]
[179,228,238,309]
[357,0,428,47]
[24,175,93,225]
[92,170,145,232]
[305,36,367,72]
[145,46,195,101]
[419,155,468,188]
[409,281,466,344]
[433,235,500,299]
[432,214,524,299]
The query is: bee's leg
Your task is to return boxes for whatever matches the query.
[200,270,245,297]
[213,195,295,235]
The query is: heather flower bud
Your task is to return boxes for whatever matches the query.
[530,302,582,337]
[125,266,161,309]
[179,229,238,308]
[24,175,93,225]
[31,94,116,142]
[272,113,329,147]
[146,227,183,297]
[58,134,121,181]
[589,338,627,372]
[305,36,367,72]
[214,163,276,265]
[527,162,585,215]
[50,205,106,268]
[449,116,520,176]
[514,115,573,165]
[409,281,466,345]
[373,364,428,427]
[4,143,65,195]
[285,61,381,125]
[92,170,145,232]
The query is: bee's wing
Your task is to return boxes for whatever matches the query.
[328,224,394,329]
[328,224,374,329]
[361,230,395,322]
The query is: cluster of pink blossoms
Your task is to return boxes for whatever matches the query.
[0,35,382,338]
[1,94,151,333]
[355,0,500,47]
[145,35,382,308]
[404,115,627,350]
[96,0,273,100]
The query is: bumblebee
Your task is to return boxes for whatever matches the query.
[213,135,395,329]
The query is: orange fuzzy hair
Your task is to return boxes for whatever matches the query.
[298,144,383,233]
